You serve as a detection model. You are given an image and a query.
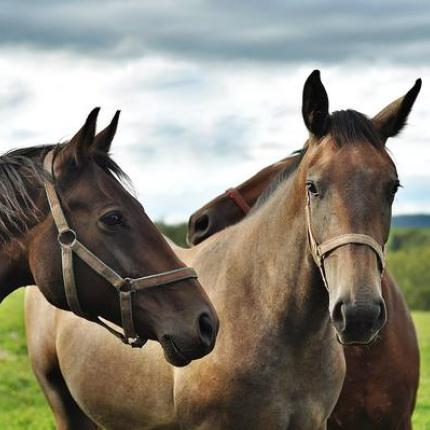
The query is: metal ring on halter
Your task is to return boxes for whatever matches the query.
[119,278,134,293]
[58,229,77,248]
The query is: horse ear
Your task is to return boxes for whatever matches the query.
[53,108,100,177]
[67,107,100,161]
[372,79,421,142]
[93,110,120,154]
[302,70,330,137]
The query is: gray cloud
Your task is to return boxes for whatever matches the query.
[0,82,30,111]
[124,114,255,165]
[1,1,429,64]
[210,115,254,157]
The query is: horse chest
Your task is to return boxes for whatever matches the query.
[173,342,344,430]
[56,324,178,430]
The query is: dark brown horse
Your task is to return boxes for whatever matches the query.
[0,108,218,367]
[187,86,420,428]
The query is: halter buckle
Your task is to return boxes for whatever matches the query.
[119,277,134,293]
[58,229,77,248]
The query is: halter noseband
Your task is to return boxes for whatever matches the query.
[305,195,385,290]
[225,188,251,214]
[43,150,198,348]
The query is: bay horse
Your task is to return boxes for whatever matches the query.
[0,107,218,366]
[26,71,419,429]
[188,152,419,430]
[188,112,420,430]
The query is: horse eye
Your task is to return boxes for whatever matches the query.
[100,211,124,226]
[306,180,319,197]
[389,181,401,199]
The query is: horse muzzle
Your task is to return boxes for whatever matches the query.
[331,298,387,345]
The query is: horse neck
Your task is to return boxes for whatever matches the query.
[210,175,330,341]
[0,240,33,302]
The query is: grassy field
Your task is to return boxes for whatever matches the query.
[0,290,429,429]
[414,312,430,429]
[0,290,53,429]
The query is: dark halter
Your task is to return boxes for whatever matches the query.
[43,150,198,348]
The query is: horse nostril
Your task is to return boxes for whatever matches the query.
[197,313,215,348]
[376,299,386,326]
[331,300,344,327]
[194,214,210,234]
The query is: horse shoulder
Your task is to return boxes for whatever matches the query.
[25,286,59,367]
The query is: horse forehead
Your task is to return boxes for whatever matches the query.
[75,165,130,206]
[312,139,393,180]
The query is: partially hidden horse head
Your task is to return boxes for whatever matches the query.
[0,108,218,365]
[186,154,299,245]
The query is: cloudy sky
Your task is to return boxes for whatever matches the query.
[0,1,429,222]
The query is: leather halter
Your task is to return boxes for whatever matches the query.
[43,150,198,348]
[305,194,385,290]
[225,188,251,214]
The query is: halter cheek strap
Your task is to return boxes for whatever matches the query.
[225,188,251,214]
[43,150,198,348]
[305,196,385,290]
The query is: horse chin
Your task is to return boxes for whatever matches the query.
[159,336,192,367]
[336,332,378,347]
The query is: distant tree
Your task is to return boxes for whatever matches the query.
[156,222,188,247]
[388,228,430,252]
[387,246,430,310]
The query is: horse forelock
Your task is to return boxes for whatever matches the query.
[329,110,383,149]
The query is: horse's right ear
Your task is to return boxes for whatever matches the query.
[302,70,330,138]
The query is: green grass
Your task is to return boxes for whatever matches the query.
[0,290,54,429]
[0,290,429,429]
[414,312,430,429]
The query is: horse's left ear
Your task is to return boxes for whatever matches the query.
[372,79,422,142]
[302,70,330,138]
[93,110,120,154]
